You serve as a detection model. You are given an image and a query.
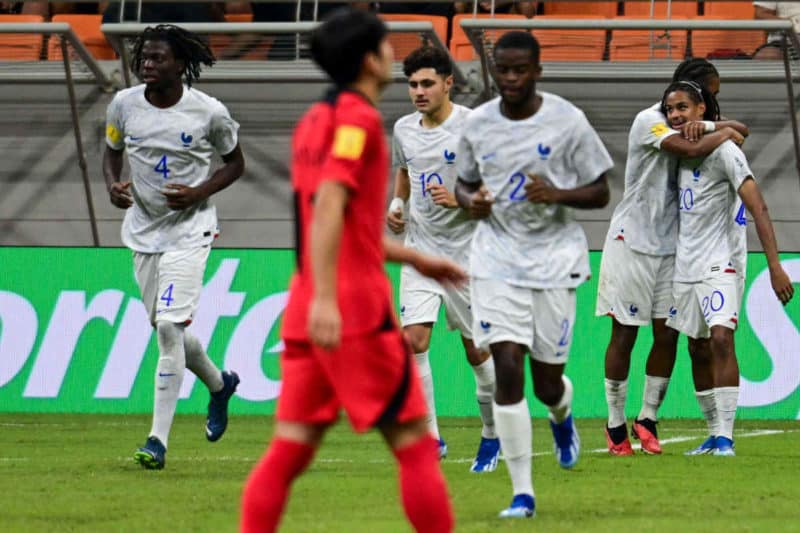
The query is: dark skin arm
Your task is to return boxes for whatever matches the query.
[455,177,494,219]
[103,146,132,209]
[162,144,246,210]
[524,173,610,209]
[661,127,744,158]
[681,120,750,142]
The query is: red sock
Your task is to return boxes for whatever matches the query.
[240,438,316,533]
[393,436,455,533]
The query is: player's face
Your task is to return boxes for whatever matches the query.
[373,37,394,86]
[704,75,721,97]
[139,39,184,90]
[493,47,541,105]
[407,68,452,115]
[663,90,706,129]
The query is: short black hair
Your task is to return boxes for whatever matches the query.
[403,46,452,78]
[310,7,388,87]
[672,58,721,119]
[493,31,540,65]
[661,80,718,121]
[132,24,215,88]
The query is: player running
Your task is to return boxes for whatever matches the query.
[387,45,498,471]
[103,25,245,470]
[240,9,461,532]
[455,31,612,518]
[661,81,793,456]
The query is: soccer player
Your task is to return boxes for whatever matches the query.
[103,25,244,470]
[596,58,750,455]
[661,81,794,455]
[387,45,499,470]
[240,9,459,532]
[455,31,611,518]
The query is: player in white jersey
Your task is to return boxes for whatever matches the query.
[596,59,750,456]
[103,25,245,469]
[455,32,612,518]
[660,81,793,456]
[387,46,499,471]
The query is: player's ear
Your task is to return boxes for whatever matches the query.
[444,74,454,93]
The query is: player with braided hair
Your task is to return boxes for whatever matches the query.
[103,25,245,469]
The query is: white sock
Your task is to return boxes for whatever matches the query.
[714,387,739,440]
[493,399,534,497]
[184,331,224,393]
[472,357,496,439]
[638,375,670,422]
[695,389,719,436]
[150,322,186,448]
[548,375,573,424]
[605,378,628,428]
[414,351,439,439]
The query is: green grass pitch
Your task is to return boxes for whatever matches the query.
[1,414,799,532]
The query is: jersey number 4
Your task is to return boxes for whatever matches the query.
[160,283,175,307]
[155,155,170,179]
[734,203,747,226]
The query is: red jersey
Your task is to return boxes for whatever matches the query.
[282,90,394,341]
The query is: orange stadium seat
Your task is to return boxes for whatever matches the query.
[225,13,254,23]
[610,16,688,60]
[689,20,765,58]
[624,1,698,17]
[542,2,618,17]
[703,1,755,19]
[533,15,608,61]
[0,14,44,61]
[48,15,115,61]
[379,14,449,60]
[212,12,263,60]
[451,14,526,61]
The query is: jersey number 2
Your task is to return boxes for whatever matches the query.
[155,155,170,179]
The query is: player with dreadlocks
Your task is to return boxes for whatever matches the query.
[596,59,749,457]
[103,24,245,469]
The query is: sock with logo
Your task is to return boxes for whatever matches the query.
[472,356,496,439]
[241,438,316,533]
[605,378,628,429]
[714,387,739,441]
[393,436,455,533]
[184,331,224,393]
[548,375,573,424]
[414,351,440,439]
[149,321,186,447]
[695,389,719,436]
[638,375,670,422]
[494,399,534,498]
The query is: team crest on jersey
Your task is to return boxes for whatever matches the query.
[537,143,551,160]
[692,168,701,181]
[480,321,491,331]
[180,132,193,147]
[443,149,456,164]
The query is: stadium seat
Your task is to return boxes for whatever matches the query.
[624,1,698,17]
[532,15,608,61]
[542,2,618,17]
[702,1,755,19]
[48,15,115,61]
[212,12,263,60]
[689,18,765,58]
[451,14,526,61]
[610,16,688,60]
[0,14,44,61]
[225,13,254,23]
[379,14,449,60]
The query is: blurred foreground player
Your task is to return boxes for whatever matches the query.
[240,8,460,533]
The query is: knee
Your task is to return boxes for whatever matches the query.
[492,354,524,400]
[652,323,679,352]
[156,321,184,351]
[609,321,638,353]
[533,379,562,406]
[688,338,711,364]
[710,328,734,359]
[405,328,431,354]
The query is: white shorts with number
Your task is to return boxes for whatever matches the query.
[399,264,473,338]
[666,273,744,339]
[471,278,576,365]
[595,237,674,326]
[133,246,210,326]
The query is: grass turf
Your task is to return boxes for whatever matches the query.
[0,414,798,532]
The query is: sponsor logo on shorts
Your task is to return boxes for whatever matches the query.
[481,152,496,161]
[629,304,639,316]
[669,306,677,317]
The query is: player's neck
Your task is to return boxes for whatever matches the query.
[145,83,184,109]
[500,93,542,121]
[421,100,453,129]
[347,79,382,106]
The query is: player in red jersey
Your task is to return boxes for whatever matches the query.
[240,8,462,533]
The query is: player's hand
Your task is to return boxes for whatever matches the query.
[524,174,561,204]
[728,128,745,147]
[412,254,468,287]
[769,266,794,305]
[162,184,205,210]
[681,121,706,142]
[427,184,458,208]
[465,186,493,219]
[308,296,342,350]
[109,181,133,209]
[387,208,405,234]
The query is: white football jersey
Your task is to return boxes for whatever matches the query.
[105,84,240,253]
[457,93,613,288]
[392,104,475,266]
[606,103,681,256]
[675,141,751,282]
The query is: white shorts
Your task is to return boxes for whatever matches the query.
[399,264,473,338]
[595,237,674,326]
[133,246,210,326]
[471,278,576,365]
[666,273,744,339]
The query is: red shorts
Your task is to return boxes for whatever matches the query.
[277,328,428,433]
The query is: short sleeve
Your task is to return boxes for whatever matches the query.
[634,109,680,151]
[208,101,240,156]
[321,107,377,191]
[105,93,125,150]
[391,122,406,169]
[568,111,614,187]
[720,142,753,191]
[455,130,481,183]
